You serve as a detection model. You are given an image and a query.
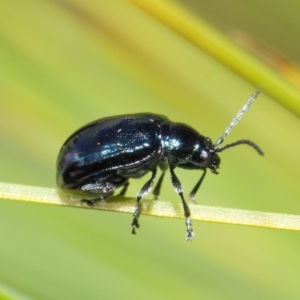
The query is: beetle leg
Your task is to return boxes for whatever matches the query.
[169,167,195,241]
[81,195,108,206]
[152,171,165,200]
[81,181,117,194]
[81,181,117,206]
[132,169,157,234]
[189,169,207,204]
[118,181,130,197]
[152,159,168,200]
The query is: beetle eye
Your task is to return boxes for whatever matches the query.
[200,150,209,160]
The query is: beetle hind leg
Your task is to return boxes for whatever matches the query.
[132,169,157,234]
[80,181,117,206]
[81,195,109,206]
[118,181,129,197]
[152,160,168,200]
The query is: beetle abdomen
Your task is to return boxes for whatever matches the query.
[57,114,166,190]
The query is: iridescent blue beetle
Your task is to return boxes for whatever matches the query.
[57,91,263,240]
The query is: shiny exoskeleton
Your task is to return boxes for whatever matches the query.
[56,92,263,240]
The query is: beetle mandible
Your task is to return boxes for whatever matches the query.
[56,90,263,240]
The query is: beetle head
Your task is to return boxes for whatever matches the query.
[193,137,221,174]
[207,152,220,174]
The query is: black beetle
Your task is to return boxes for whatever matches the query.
[57,91,263,240]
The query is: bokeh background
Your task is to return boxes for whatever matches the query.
[1,0,300,299]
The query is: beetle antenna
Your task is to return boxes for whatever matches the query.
[214,90,260,146]
[215,139,264,155]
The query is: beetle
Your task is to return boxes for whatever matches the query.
[56,91,263,240]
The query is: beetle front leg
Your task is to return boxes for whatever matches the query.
[169,167,195,241]
[132,169,157,234]
[189,169,207,204]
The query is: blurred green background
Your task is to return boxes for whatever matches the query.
[1,0,300,299]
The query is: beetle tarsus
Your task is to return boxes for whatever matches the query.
[186,230,195,241]
[131,203,141,234]
[81,199,94,206]
[189,197,197,205]
[81,195,107,207]
[186,217,195,241]
[81,198,99,206]
[131,217,140,234]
